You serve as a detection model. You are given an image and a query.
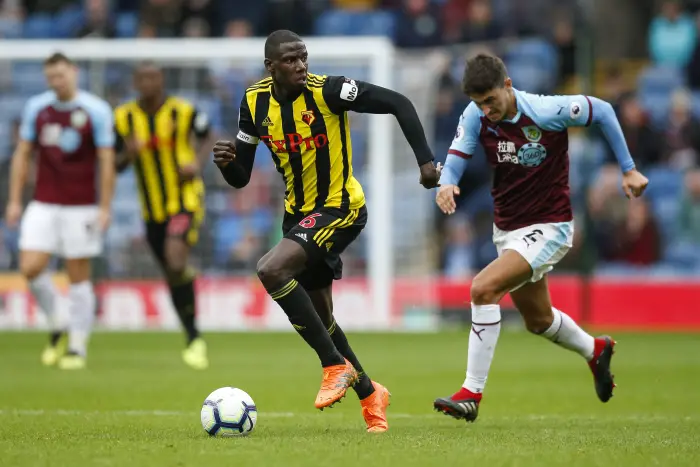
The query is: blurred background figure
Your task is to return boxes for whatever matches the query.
[75,0,114,38]
[588,166,660,268]
[649,0,696,68]
[663,87,700,169]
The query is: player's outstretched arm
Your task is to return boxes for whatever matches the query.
[180,107,215,182]
[5,140,33,227]
[322,76,439,188]
[113,109,141,173]
[6,96,43,227]
[532,94,649,199]
[436,102,480,215]
[93,101,117,231]
[97,147,116,231]
[588,97,648,198]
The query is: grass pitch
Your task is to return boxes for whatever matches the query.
[0,331,698,467]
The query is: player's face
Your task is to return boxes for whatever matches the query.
[469,78,513,122]
[44,62,78,100]
[134,67,164,100]
[269,42,308,90]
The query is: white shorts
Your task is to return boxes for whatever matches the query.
[19,201,103,259]
[493,221,574,291]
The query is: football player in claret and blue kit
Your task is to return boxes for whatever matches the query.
[433,53,649,422]
[5,52,115,370]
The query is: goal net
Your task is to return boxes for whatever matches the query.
[0,38,448,331]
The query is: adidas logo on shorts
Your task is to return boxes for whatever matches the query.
[295,233,307,242]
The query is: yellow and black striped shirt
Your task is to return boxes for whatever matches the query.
[237,73,365,215]
[114,97,210,223]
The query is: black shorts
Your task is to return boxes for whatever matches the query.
[146,211,201,267]
[283,205,367,290]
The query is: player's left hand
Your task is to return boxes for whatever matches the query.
[98,207,111,231]
[178,163,199,181]
[419,161,441,189]
[621,169,649,199]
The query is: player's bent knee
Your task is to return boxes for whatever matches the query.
[20,263,44,281]
[522,313,554,334]
[257,241,307,289]
[164,239,188,276]
[19,252,51,281]
[256,256,289,289]
[64,258,92,283]
[470,276,503,305]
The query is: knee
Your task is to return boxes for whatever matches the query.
[164,240,187,276]
[164,259,186,281]
[21,266,43,282]
[522,310,554,334]
[20,259,45,281]
[470,276,503,305]
[256,256,288,288]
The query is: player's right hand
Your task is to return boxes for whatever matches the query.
[5,201,22,228]
[213,140,236,168]
[124,138,143,160]
[97,207,111,232]
[436,184,460,215]
[419,161,441,189]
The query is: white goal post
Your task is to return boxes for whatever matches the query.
[0,38,395,327]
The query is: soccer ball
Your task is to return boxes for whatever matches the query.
[200,387,258,437]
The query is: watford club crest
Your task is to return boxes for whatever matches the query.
[301,110,315,126]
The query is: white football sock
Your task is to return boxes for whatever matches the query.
[29,272,60,331]
[463,303,502,394]
[67,281,96,357]
[541,307,595,360]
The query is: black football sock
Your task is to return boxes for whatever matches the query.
[169,277,200,345]
[49,330,63,347]
[268,279,344,367]
[327,319,375,400]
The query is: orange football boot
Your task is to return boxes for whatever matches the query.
[315,358,359,410]
[361,381,391,432]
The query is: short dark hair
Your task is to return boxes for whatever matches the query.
[462,54,508,95]
[264,30,302,59]
[44,52,74,67]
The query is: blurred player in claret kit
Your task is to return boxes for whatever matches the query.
[433,54,649,421]
[213,30,440,432]
[5,53,116,370]
[114,62,213,370]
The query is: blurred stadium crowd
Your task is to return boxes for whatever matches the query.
[0,0,699,280]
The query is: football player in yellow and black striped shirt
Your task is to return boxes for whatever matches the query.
[114,62,213,370]
[213,30,440,432]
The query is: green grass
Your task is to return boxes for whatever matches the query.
[0,331,699,467]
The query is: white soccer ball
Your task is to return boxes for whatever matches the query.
[200,387,258,437]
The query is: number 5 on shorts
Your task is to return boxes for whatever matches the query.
[299,213,322,229]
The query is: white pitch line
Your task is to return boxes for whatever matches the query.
[0,409,695,422]
[0,409,293,418]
